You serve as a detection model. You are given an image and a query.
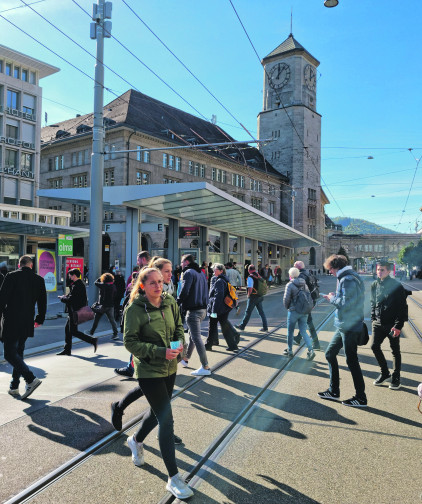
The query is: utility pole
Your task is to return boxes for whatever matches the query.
[88,0,112,304]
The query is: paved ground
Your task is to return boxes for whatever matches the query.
[1,274,421,504]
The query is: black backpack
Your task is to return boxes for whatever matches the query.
[302,271,320,302]
[294,285,314,314]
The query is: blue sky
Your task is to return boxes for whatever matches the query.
[1,0,421,233]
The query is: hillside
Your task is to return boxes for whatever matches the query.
[330,217,400,235]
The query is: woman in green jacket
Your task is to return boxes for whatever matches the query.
[124,267,193,500]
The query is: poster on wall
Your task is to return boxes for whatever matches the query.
[37,249,57,292]
[65,257,84,277]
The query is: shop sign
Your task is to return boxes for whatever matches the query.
[58,234,73,256]
[37,248,57,292]
[0,136,35,150]
[179,226,199,238]
[0,166,34,179]
[5,106,36,122]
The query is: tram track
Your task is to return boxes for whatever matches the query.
[5,305,336,504]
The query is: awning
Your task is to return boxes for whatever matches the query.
[38,182,320,248]
[0,218,89,239]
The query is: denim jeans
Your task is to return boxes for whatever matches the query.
[185,308,208,367]
[135,373,178,477]
[325,328,366,399]
[90,307,118,335]
[297,312,319,341]
[371,322,401,380]
[287,310,313,352]
[240,296,268,330]
[3,336,36,388]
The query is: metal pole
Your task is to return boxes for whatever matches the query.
[291,189,296,228]
[88,0,112,304]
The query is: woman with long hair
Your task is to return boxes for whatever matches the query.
[121,267,192,499]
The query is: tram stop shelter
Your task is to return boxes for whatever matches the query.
[38,182,320,275]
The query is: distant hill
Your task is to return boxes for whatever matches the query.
[330,217,400,235]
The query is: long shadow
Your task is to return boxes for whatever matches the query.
[365,405,422,429]
[71,354,127,370]
[145,443,321,503]
[25,405,112,449]
[0,364,47,380]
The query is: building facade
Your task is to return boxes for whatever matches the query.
[40,89,300,275]
[0,45,59,207]
[257,34,325,268]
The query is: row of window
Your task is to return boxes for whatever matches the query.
[0,148,34,171]
[71,204,114,223]
[354,243,401,253]
[48,150,90,171]
[0,61,37,84]
[3,89,36,117]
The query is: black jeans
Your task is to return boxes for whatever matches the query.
[3,336,36,388]
[325,328,366,399]
[64,317,96,353]
[90,307,118,335]
[118,385,143,410]
[371,322,401,380]
[135,373,178,477]
[207,312,239,349]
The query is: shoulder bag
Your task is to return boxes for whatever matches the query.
[73,305,95,325]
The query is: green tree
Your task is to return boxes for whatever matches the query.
[337,246,350,264]
[398,239,422,269]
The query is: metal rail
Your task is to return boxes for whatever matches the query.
[5,307,336,504]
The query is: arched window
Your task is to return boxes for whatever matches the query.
[309,247,316,266]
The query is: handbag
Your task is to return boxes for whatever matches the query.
[91,301,106,314]
[73,305,95,325]
[358,321,369,346]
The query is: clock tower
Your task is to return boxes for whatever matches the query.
[257,34,323,267]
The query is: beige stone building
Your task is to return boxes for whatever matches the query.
[40,89,313,275]
[327,232,420,271]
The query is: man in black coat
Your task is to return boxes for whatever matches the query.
[0,255,47,400]
[371,261,408,390]
[57,268,98,356]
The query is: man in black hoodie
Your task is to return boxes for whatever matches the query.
[371,261,408,390]
[177,254,210,376]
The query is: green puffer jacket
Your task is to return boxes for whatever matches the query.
[123,292,184,379]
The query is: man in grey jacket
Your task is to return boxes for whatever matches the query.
[318,255,367,407]
[177,254,210,377]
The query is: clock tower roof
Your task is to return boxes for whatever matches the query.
[262,34,319,67]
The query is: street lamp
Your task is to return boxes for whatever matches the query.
[324,0,339,7]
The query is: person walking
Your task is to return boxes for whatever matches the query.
[177,254,211,376]
[318,255,367,407]
[57,268,98,356]
[87,273,119,340]
[293,261,321,350]
[113,270,126,321]
[226,262,242,289]
[0,255,47,399]
[370,261,408,390]
[235,264,268,332]
[282,267,315,360]
[124,267,193,500]
[110,258,183,445]
[205,263,239,352]
[126,250,150,287]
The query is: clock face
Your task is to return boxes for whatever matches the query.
[304,64,316,91]
[268,63,290,90]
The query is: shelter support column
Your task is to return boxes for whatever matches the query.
[199,226,208,265]
[167,218,180,267]
[19,235,27,258]
[238,236,245,268]
[262,242,268,266]
[125,207,139,277]
[251,239,258,267]
[220,232,229,264]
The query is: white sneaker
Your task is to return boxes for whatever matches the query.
[180,359,189,368]
[190,367,211,377]
[127,434,144,466]
[21,378,42,400]
[8,388,20,397]
[166,473,194,500]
